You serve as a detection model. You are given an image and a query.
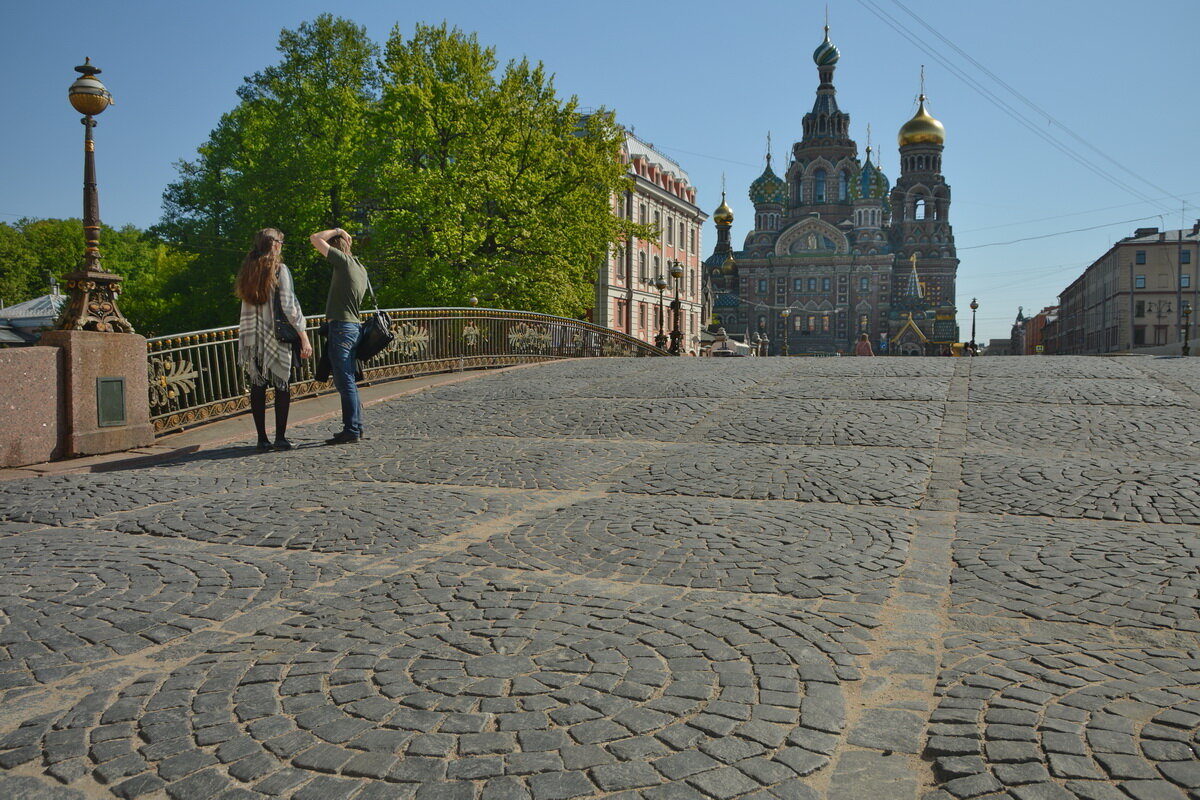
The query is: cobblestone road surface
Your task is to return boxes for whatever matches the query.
[3,356,1200,799]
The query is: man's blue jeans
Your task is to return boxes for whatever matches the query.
[328,321,363,437]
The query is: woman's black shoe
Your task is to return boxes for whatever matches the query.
[255,439,273,453]
[273,438,293,451]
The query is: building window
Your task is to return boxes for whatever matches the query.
[666,218,674,245]
[1155,325,1167,345]
[757,315,766,330]
[1183,274,1192,289]
[1133,326,1146,345]
[653,257,661,282]
[794,278,803,291]
[1135,300,1145,318]
[822,277,831,291]
[807,278,817,291]
[1135,250,1146,265]
[1135,274,1146,289]
[689,228,696,252]
[654,211,661,232]
[639,204,647,225]
[639,253,648,283]
[813,169,826,203]
[679,222,685,250]
[859,276,869,291]
[757,279,768,294]
[639,302,646,328]
[822,316,830,333]
[1183,250,1192,264]
[615,248,626,280]
[839,170,850,201]
[793,315,803,331]
[806,315,816,332]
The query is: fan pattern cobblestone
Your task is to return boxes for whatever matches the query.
[1,355,1199,800]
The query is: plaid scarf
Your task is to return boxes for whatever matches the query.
[239,264,304,390]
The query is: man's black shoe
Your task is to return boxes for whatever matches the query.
[325,432,360,445]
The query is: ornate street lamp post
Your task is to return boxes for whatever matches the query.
[1183,304,1192,357]
[969,297,978,352]
[59,58,132,333]
[780,308,790,356]
[668,260,684,355]
[653,275,669,350]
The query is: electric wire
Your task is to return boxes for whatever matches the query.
[855,0,1176,214]
[886,0,1185,209]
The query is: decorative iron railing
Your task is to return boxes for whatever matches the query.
[145,308,668,433]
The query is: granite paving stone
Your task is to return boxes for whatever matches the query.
[3,355,1200,799]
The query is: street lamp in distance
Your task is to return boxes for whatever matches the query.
[653,275,669,350]
[668,261,684,355]
[969,297,979,352]
[780,308,791,356]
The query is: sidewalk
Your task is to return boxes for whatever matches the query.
[0,367,506,481]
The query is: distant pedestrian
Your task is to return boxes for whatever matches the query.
[235,228,312,452]
[854,333,874,357]
[310,227,368,444]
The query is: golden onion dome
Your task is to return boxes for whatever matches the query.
[721,254,736,274]
[712,192,734,226]
[898,96,944,147]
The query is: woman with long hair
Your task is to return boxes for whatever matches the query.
[235,228,312,451]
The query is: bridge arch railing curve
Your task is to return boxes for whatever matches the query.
[146,307,668,434]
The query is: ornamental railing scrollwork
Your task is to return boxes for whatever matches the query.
[145,307,668,434]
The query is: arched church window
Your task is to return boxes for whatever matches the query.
[839,170,850,201]
[914,198,927,220]
[814,169,826,203]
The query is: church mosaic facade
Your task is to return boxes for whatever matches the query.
[705,26,960,355]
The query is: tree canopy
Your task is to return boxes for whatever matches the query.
[0,218,194,336]
[152,16,640,329]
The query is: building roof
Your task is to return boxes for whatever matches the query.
[624,131,691,186]
[0,290,65,321]
[1119,226,1200,245]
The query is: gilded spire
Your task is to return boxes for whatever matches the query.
[898,69,946,147]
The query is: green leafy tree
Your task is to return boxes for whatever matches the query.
[156,17,646,330]
[0,218,194,335]
[367,23,640,316]
[158,14,379,325]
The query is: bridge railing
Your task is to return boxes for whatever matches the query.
[146,307,667,434]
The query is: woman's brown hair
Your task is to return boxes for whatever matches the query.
[234,228,284,305]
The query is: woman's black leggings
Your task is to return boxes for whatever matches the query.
[249,383,291,441]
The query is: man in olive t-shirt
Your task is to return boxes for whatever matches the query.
[310,227,367,444]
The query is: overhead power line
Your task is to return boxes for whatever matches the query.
[856,0,1178,215]
[960,215,1163,250]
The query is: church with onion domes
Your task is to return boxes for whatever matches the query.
[704,24,959,355]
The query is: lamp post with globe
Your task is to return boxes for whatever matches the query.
[969,297,979,353]
[59,58,133,333]
[654,275,669,350]
[668,260,684,354]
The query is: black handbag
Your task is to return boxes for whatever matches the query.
[273,289,300,344]
[355,275,394,361]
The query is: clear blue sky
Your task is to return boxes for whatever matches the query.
[4,0,1197,343]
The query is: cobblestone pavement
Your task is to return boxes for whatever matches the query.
[2,355,1200,799]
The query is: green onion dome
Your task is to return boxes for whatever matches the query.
[813,28,840,66]
[749,161,787,206]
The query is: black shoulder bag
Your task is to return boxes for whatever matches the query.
[355,274,394,361]
[273,288,300,344]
